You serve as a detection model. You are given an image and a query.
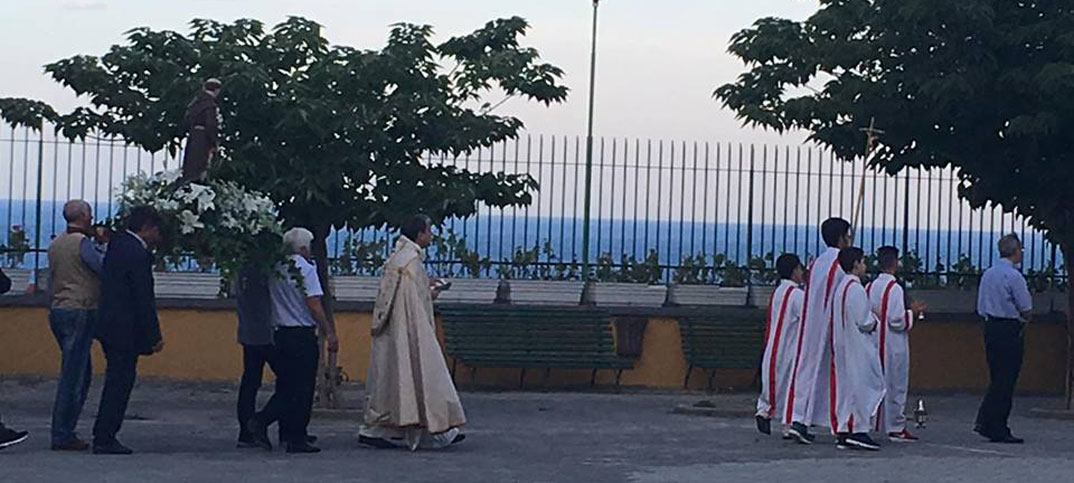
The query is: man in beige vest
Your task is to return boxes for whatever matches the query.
[47,200,106,451]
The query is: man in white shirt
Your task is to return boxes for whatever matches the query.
[247,228,339,454]
[867,246,925,442]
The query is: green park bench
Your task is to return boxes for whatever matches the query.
[439,305,635,389]
[678,307,765,391]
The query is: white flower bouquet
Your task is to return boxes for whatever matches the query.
[115,169,288,280]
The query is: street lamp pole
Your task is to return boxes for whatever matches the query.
[581,0,600,281]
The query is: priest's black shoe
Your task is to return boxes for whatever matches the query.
[286,441,321,454]
[93,440,134,455]
[989,434,1024,444]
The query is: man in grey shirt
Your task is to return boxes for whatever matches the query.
[974,234,1032,444]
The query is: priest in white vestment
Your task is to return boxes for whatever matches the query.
[830,247,885,451]
[358,215,466,451]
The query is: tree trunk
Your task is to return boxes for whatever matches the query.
[312,224,341,409]
[1064,242,1073,410]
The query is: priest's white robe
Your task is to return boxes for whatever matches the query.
[831,275,886,434]
[784,246,844,427]
[867,273,915,434]
[756,280,804,420]
[360,236,466,450]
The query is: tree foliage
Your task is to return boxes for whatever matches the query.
[0,16,567,237]
[715,1,1074,250]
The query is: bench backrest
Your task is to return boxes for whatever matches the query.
[440,305,614,356]
[679,308,764,369]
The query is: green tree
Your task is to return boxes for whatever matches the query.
[1,16,566,405]
[715,1,1074,406]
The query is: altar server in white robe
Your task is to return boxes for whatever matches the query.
[358,215,467,451]
[831,247,886,451]
[867,246,926,442]
[785,218,852,444]
[756,254,805,436]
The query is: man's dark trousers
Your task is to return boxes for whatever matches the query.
[92,348,139,445]
[975,319,1024,438]
[237,344,276,440]
[254,327,318,445]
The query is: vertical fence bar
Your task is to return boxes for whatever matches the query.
[560,135,569,261]
[601,135,610,256]
[794,147,801,254]
[33,129,45,275]
[759,145,767,262]
[655,140,663,263]
[666,141,676,274]
[746,144,756,293]
[632,139,640,259]
[547,136,557,260]
[701,142,709,258]
[902,170,911,267]
[620,138,628,261]
[736,144,744,264]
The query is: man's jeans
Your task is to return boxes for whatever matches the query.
[49,308,96,445]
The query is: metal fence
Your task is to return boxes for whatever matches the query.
[1,126,1066,289]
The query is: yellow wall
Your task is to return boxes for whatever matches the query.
[0,306,1066,394]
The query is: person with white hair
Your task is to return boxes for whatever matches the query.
[246,227,338,454]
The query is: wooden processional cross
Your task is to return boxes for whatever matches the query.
[852,118,884,241]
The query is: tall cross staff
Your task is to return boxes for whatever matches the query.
[851,118,884,241]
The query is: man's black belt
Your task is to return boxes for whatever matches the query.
[982,315,1021,323]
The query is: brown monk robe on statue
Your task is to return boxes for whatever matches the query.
[181,78,221,181]
[358,215,467,451]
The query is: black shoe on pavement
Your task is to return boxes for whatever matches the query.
[451,433,466,445]
[755,415,772,435]
[845,433,880,451]
[788,422,815,445]
[52,438,90,451]
[306,434,318,444]
[286,441,321,454]
[93,440,134,455]
[245,417,273,451]
[835,433,852,450]
[358,435,398,449]
[989,434,1025,444]
[0,428,29,451]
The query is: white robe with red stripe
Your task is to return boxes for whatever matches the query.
[756,280,804,419]
[867,273,915,434]
[784,247,844,427]
[831,275,886,434]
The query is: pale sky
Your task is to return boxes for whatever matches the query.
[0,0,818,144]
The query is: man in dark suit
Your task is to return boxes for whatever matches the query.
[92,206,165,455]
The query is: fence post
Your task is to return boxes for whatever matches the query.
[32,129,45,283]
[745,145,755,307]
[901,169,911,263]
